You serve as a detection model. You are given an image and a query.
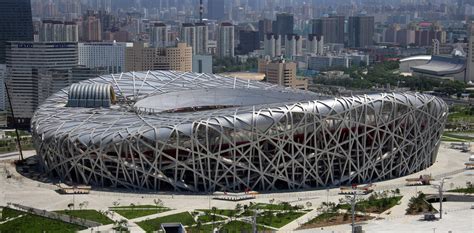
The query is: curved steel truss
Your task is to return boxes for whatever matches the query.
[32,71,448,192]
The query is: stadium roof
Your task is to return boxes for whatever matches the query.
[411,55,466,76]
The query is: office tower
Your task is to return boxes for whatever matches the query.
[195,23,209,55]
[467,22,474,82]
[82,15,102,42]
[348,16,374,48]
[151,23,168,48]
[5,41,78,128]
[217,22,235,58]
[208,0,225,20]
[125,42,192,72]
[0,0,34,63]
[0,64,5,110]
[78,42,132,74]
[308,34,324,55]
[238,30,259,54]
[181,23,196,54]
[311,16,345,44]
[273,13,294,36]
[414,29,446,47]
[264,33,281,57]
[39,20,79,42]
[258,19,273,41]
[285,34,302,58]
[259,58,308,90]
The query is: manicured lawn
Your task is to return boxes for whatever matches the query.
[109,205,171,219]
[137,212,195,232]
[187,223,216,233]
[196,209,238,217]
[257,211,305,228]
[110,205,160,209]
[0,207,23,221]
[249,203,302,211]
[338,196,403,214]
[197,214,226,223]
[55,209,114,225]
[298,212,373,229]
[220,220,272,233]
[447,187,474,194]
[0,213,86,232]
[113,208,170,219]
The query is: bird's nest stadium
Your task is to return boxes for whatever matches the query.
[32,71,448,192]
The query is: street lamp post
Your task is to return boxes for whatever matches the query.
[433,177,450,219]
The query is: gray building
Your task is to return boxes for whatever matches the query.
[348,16,374,48]
[192,55,213,73]
[5,42,78,128]
[273,13,294,37]
[0,0,34,63]
[208,0,225,20]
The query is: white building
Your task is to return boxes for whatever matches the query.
[78,42,132,74]
[264,33,281,58]
[308,34,324,55]
[285,34,302,58]
[39,20,78,42]
[181,23,196,54]
[217,22,234,58]
[195,23,209,55]
[192,55,213,73]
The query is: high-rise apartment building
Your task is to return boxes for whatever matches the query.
[78,42,132,74]
[181,23,196,54]
[259,58,308,90]
[311,16,345,44]
[125,42,192,72]
[82,15,102,42]
[0,0,34,63]
[150,23,168,48]
[285,34,302,58]
[5,42,78,128]
[273,13,294,36]
[308,34,324,55]
[39,20,79,42]
[348,16,374,48]
[0,64,5,111]
[264,33,281,58]
[217,22,235,58]
[195,23,209,55]
[208,0,225,20]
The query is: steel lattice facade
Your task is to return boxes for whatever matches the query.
[32,71,448,192]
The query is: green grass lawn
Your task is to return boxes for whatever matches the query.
[196,209,238,217]
[113,208,170,219]
[0,207,23,221]
[338,196,402,214]
[249,203,302,211]
[187,223,216,233]
[137,212,195,232]
[442,133,474,142]
[110,205,161,209]
[55,209,114,225]
[448,187,474,194]
[0,213,86,232]
[197,214,226,223]
[220,220,272,233]
[257,211,305,228]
